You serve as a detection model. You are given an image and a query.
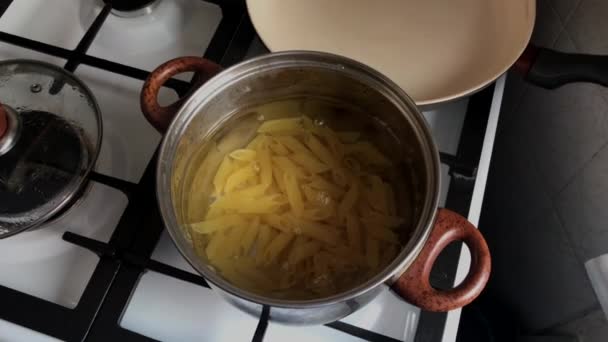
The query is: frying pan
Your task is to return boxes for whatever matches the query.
[247,0,608,106]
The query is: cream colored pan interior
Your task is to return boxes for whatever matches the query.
[247,0,536,105]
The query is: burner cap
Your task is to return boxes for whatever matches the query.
[106,0,161,17]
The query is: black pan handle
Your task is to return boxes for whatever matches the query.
[513,45,608,89]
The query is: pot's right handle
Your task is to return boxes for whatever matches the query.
[514,45,608,89]
[141,56,222,133]
[392,209,491,312]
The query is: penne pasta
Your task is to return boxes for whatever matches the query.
[224,164,257,193]
[233,258,274,291]
[288,239,322,265]
[274,136,310,154]
[300,206,334,221]
[326,244,365,266]
[206,231,228,260]
[263,232,295,264]
[269,137,290,155]
[301,185,332,206]
[365,238,380,269]
[229,148,257,161]
[332,168,349,188]
[308,176,344,198]
[272,162,287,193]
[312,253,330,278]
[380,244,398,267]
[318,127,344,160]
[204,205,224,220]
[188,142,223,222]
[273,156,308,179]
[366,175,389,214]
[345,141,391,166]
[245,134,267,149]
[360,211,405,228]
[304,133,337,168]
[291,217,341,245]
[233,259,276,290]
[211,193,287,214]
[345,214,362,251]
[291,153,330,174]
[366,225,400,244]
[257,117,304,133]
[191,229,209,258]
[255,225,277,265]
[256,225,275,250]
[256,140,273,186]
[212,258,253,287]
[385,182,397,216]
[224,226,246,257]
[189,113,406,300]
[191,215,247,234]
[215,119,259,153]
[262,214,293,234]
[343,157,361,173]
[323,248,358,269]
[336,131,360,143]
[356,196,374,217]
[278,271,296,290]
[213,156,234,195]
[240,217,261,254]
[337,180,359,223]
[234,183,269,197]
[301,115,315,130]
[283,172,305,216]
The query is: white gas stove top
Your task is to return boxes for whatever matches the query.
[0,1,504,341]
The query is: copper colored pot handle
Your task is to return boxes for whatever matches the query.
[392,208,491,312]
[140,56,222,133]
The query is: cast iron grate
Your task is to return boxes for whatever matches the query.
[0,0,494,341]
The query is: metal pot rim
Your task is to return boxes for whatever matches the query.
[157,50,441,308]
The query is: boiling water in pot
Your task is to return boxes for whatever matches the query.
[178,97,419,300]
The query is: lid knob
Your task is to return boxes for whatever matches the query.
[0,104,21,156]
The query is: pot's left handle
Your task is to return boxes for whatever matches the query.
[392,209,491,312]
[141,56,222,133]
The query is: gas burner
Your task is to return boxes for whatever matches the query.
[106,0,161,18]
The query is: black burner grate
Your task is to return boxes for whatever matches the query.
[0,1,495,341]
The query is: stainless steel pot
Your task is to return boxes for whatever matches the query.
[140,51,491,324]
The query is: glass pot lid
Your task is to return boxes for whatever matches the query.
[0,60,102,238]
